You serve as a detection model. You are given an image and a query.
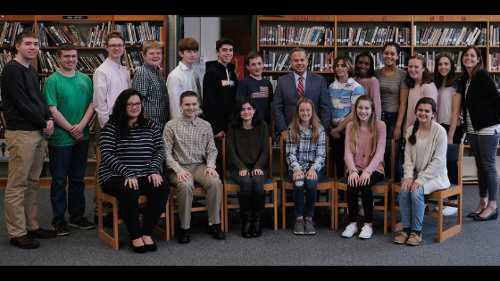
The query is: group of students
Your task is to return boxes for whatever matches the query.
[2,29,499,253]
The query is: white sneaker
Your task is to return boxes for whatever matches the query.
[435,206,458,216]
[341,224,358,238]
[359,225,373,239]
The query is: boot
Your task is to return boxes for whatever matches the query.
[238,193,252,238]
[251,194,266,237]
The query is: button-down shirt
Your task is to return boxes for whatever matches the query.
[162,115,217,173]
[166,61,202,119]
[285,124,326,172]
[132,62,169,128]
[93,58,131,128]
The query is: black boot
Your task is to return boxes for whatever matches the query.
[238,193,252,238]
[251,194,266,237]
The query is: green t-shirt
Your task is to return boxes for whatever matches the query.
[42,71,93,146]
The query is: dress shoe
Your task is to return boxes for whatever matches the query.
[467,209,485,218]
[473,208,498,221]
[178,228,190,244]
[10,235,40,249]
[145,242,157,252]
[27,228,56,239]
[130,240,147,253]
[207,224,226,240]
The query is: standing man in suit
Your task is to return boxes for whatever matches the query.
[273,48,330,141]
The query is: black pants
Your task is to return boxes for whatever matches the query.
[330,131,346,179]
[102,175,170,240]
[346,171,384,224]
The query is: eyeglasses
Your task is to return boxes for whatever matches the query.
[108,44,124,49]
[126,102,142,109]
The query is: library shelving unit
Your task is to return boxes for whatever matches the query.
[0,15,167,188]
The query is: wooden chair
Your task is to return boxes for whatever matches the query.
[169,174,224,238]
[222,136,278,232]
[334,138,395,234]
[96,146,170,250]
[280,133,335,229]
[390,143,463,242]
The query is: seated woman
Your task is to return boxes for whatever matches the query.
[342,95,386,239]
[226,96,269,238]
[394,97,449,246]
[98,88,169,253]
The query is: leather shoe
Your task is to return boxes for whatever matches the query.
[207,223,226,240]
[178,228,190,244]
[130,240,147,253]
[27,228,56,239]
[467,209,485,218]
[10,235,40,249]
[474,208,498,221]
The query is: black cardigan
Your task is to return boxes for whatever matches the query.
[461,68,500,132]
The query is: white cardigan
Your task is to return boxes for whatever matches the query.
[403,121,450,194]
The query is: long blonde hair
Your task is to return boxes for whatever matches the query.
[290,97,322,147]
[349,95,378,157]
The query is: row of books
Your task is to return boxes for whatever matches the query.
[489,25,500,46]
[38,50,107,74]
[114,22,164,46]
[38,22,112,48]
[414,26,486,46]
[337,26,411,46]
[121,50,147,74]
[0,22,34,47]
[262,50,335,72]
[259,25,334,46]
[488,53,500,71]
[0,50,14,73]
[413,51,464,72]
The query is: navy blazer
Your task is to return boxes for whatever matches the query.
[273,70,330,133]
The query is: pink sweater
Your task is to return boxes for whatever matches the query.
[355,76,382,120]
[344,120,387,176]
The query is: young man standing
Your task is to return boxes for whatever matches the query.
[92,31,131,226]
[234,51,275,138]
[1,31,56,249]
[132,39,169,129]
[166,37,203,120]
[163,91,224,243]
[42,43,95,236]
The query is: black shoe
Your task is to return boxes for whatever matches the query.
[10,235,40,249]
[474,208,498,221]
[145,241,157,252]
[69,216,95,230]
[130,240,147,253]
[53,221,70,236]
[207,224,226,240]
[94,214,113,228]
[27,228,57,239]
[467,209,485,218]
[178,228,190,244]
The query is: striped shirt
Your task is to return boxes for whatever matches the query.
[375,68,408,113]
[286,125,326,172]
[464,82,500,135]
[328,77,364,127]
[132,62,170,128]
[162,115,218,173]
[98,119,165,186]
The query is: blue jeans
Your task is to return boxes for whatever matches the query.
[48,140,88,225]
[381,111,402,183]
[289,169,324,218]
[399,184,425,231]
[468,131,500,201]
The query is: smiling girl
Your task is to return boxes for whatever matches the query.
[354,52,382,120]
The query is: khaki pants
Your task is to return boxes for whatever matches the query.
[4,130,46,238]
[167,163,222,229]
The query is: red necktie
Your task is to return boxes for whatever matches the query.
[298,76,304,98]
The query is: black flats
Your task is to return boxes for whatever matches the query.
[130,239,157,253]
[467,209,485,218]
[473,208,499,221]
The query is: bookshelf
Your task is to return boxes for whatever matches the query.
[0,15,167,188]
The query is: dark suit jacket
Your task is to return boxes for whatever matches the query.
[273,70,330,133]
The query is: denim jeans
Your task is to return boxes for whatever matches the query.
[289,169,324,218]
[468,131,500,201]
[399,183,425,231]
[48,140,88,225]
[381,111,402,183]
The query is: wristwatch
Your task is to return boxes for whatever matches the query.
[348,169,358,175]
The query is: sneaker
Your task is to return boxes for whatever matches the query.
[53,221,70,236]
[406,232,422,246]
[304,219,316,235]
[435,206,458,216]
[393,231,409,244]
[341,224,358,238]
[293,219,305,235]
[69,216,95,230]
[358,225,373,239]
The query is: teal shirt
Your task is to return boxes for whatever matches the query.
[42,71,93,146]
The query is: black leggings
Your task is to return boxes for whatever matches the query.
[102,175,170,240]
[346,171,384,224]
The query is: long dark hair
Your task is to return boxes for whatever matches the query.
[229,96,263,128]
[408,97,437,145]
[108,88,148,139]
[433,53,457,88]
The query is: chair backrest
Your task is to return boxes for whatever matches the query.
[446,143,464,186]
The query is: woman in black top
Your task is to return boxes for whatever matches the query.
[99,89,169,252]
